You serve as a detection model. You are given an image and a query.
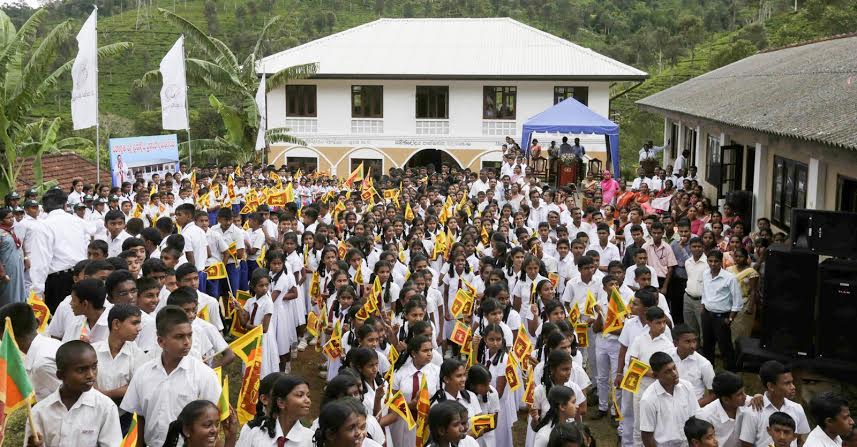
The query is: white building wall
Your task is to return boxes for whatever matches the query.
[271,78,612,140]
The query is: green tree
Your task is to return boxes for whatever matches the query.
[708,38,757,70]
[0,9,130,195]
[677,15,704,62]
[140,9,317,165]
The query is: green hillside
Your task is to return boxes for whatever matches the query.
[5,0,856,169]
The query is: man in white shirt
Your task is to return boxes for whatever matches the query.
[667,325,715,406]
[526,189,549,230]
[639,140,668,162]
[696,371,754,447]
[469,170,489,198]
[16,199,50,293]
[700,250,742,370]
[683,237,707,339]
[640,351,701,447]
[737,360,810,447]
[588,223,620,271]
[175,203,210,293]
[40,188,89,311]
[804,393,854,447]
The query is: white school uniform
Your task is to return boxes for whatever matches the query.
[25,334,62,401]
[390,362,440,447]
[120,355,221,447]
[484,351,518,447]
[235,418,314,447]
[61,302,113,344]
[475,386,502,447]
[91,340,148,407]
[244,293,280,378]
[325,304,352,381]
[525,380,586,447]
[639,379,701,447]
[285,251,308,327]
[46,295,82,340]
[270,267,299,355]
[25,388,122,447]
[737,393,810,447]
[197,290,224,330]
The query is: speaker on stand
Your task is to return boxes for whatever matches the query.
[816,258,857,363]
[760,245,818,357]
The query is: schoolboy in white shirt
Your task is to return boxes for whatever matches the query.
[696,371,755,447]
[63,278,112,344]
[628,306,674,447]
[737,360,810,447]
[166,287,235,368]
[120,306,222,447]
[639,351,700,447]
[0,303,62,402]
[174,263,224,330]
[25,341,122,447]
[805,392,854,447]
[667,325,715,406]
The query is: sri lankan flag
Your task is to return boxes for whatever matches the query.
[119,414,138,447]
[27,292,50,334]
[512,324,532,363]
[584,290,597,317]
[415,374,431,446]
[229,325,263,364]
[504,354,521,391]
[229,326,263,425]
[603,286,628,334]
[345,162,364,187]
[206,262,227,280]
[388,390,416,429]
[404,202,415,221]
[0,317,35,422]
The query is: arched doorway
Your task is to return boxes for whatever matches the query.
[404,148,461,172]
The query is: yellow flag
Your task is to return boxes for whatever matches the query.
[620,358,651,394]
[404,202,415,221]
[28,291,50,334]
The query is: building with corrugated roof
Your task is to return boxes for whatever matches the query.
[637,34,857,231]
[258,18,647,176]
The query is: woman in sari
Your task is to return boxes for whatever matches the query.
[728,248,759,343]
[599,170,620,206]
[0,208,25,306]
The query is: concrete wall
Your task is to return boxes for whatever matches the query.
[266,78,615,175]
[657,112,857,232]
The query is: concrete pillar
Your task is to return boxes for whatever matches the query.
[694,126,703,175]
[673,120,684,171]
[752,142,767,222]
[662,118,671,168]
[807,157,826,210]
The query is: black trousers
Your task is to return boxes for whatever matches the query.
[667,277,688,324]
[701,308,735,370]
[44,270,74,313]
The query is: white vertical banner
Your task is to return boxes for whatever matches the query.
[71,8,98,130]
[254,73,267,151]
[160,35,189,130]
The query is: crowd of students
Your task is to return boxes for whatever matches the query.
[0,159,852,447]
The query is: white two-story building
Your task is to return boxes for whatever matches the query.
[259,17,646,176]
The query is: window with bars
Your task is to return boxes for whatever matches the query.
[286,85,317,117]
[771,156,808,230]
[416,86,449,119]
[352,85,383,118]
[483,86,516,120]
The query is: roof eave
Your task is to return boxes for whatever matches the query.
[635,102,857,152]
[258,72,648,81]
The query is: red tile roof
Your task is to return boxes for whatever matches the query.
[15,153,101,193]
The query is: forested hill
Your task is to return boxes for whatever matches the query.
[3,0,856,171]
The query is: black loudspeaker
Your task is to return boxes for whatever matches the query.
[816,259,857,363]
[790,209,857,259]
[761,245,818,357]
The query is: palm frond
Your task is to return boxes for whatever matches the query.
[0,9,47,92]
[266,62,318,91]
[209,36,239,73]
[56,137,94,150]
[10,19,75,119]
[252,17,280,59]
[185,58,243,92]
[265,127,304,146]
[158,8,228,68]
[136,68,161,88]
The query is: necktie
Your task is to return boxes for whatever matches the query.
[249,303,259,323]
[277,436,286,447]
[412,371,420,400]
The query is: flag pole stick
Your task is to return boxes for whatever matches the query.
[181,34,192,169]
[94,5,100,184]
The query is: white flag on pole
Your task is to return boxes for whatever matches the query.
[71,8,98,130]
[160,36,189,130]
[254,73,267,151]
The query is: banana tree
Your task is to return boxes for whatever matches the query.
[14,117,95,193]
[0,9,131,195]
[139,9,317,164]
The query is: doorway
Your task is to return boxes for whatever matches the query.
[838,175,857,212]
[405,149,461,172]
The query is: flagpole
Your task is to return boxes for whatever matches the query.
[181,34,192,169]
[93,5,100,184]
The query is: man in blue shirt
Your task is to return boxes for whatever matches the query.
[700,250,743,370]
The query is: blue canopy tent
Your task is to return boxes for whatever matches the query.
[521,97,620,175]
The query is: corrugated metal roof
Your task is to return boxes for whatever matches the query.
[258,18,647,80]
[636,35,857,151]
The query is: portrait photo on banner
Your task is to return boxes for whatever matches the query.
[109,134,180,186]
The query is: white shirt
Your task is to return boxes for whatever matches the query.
[92,340,149,392]
[628,330,674,366]
[41,208,89,284]
[737,393,810,447]
[47,295,81,340]
[639,379,700,446]
[246,228,265,261]
[98,230,131,257]
[235,418,314,447]
[685,254,708,297]
[803,426,842,447]
[696,398,750,447]
[61,302,113,344]
[120,355,222,447]
[198,291,225,330]
[588,241,621,267]
[24,334,62,402]
[667,348,714,400]
[25,388,122,447]
[16,215,50,287]
[181,222,209,270]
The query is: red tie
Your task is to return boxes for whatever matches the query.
[249,303,259,323]
[412,371,420,400]
[277,436,286,447]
